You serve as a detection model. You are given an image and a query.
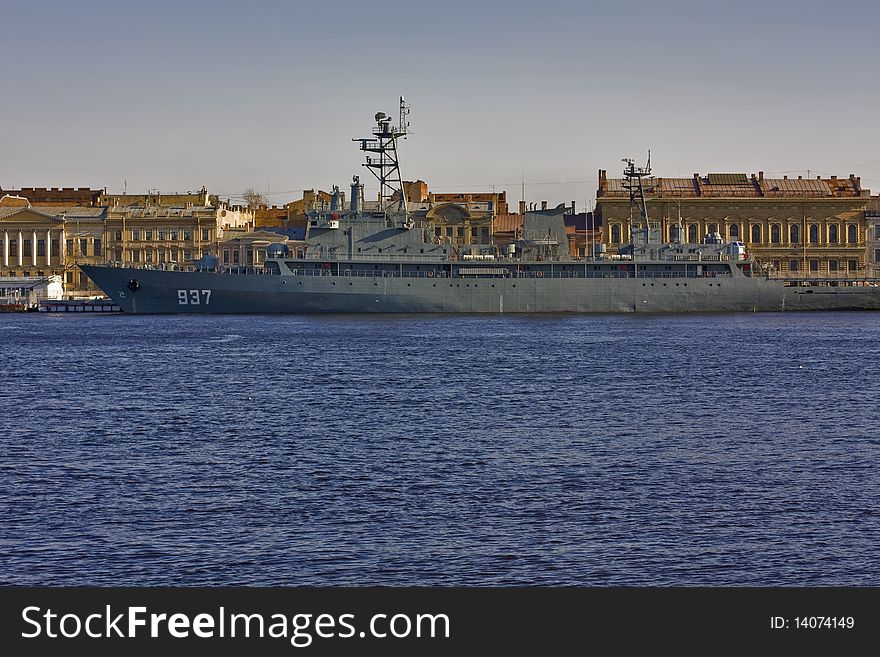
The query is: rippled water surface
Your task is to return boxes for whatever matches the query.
[1,312,879,585]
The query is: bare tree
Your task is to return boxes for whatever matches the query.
[242,187,266,209]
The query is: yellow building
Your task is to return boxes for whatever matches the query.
[218,230,303,268]
[0,198,108,294]
[597,171,871,276]
[104,202,254,268]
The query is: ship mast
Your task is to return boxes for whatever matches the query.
[355,96,412,228]
[621,152,657,245]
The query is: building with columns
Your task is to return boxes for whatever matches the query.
[1,193,256,294]
[0,200,108,294]
[596,170,872,276]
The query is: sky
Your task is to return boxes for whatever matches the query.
[2,0,879,209]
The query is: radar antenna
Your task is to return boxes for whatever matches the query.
[355,96,412,229]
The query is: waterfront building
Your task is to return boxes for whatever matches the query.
[99,187,214,208]
[1,190,257,293]
[0,198,108,294]
[596,170,872,276]
[218,230,302,267]
[104,201,254,269]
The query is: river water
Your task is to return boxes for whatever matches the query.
[1,312,878,585]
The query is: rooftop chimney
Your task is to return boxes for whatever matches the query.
[758,171,764,182]
[541,200,547,210]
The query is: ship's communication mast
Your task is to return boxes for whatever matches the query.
[622,152,658,244]
[355,96,412,228]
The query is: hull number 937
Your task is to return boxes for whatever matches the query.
[177,289,212,305]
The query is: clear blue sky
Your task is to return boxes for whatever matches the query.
[3,0,878,208]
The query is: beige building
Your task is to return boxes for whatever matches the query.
[597,170,871,276]
[1,192,257,293]
[0,198,108,293]
[104,202,254,268]
[99,187,215,208]
[218,229,302,267]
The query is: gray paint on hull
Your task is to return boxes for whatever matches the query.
[81,266,880,314]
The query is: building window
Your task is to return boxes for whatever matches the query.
[772,258,781,271]
[132,229,140,241]
[201,228,210,241]
[132,250,141,263]
[687,224,697,243]
[223,250,230,264]
[790,224,800,243]
[751,225,761,243]
[708,223,718,235]
[611,224,622,244]
[66,271,74,284]
[145,229,153,241]
[170,230,178,241]
[848,259,857,272]
[183,230,192,241]
[829,259,838,272]
[183,250,192,261]
[232,250,240,264]
[65,240,71,256]
[770,224,780,244]
[79,239,88,255]
[789,259,800,272]
[809,224,819,244]
[23,239,31,257]
[847,224,857,244]
[875,249,880,263]
[93,238,101,256]
[728,224,739,239]
[51,239,59,255]
[9,239,16,256]
[828,224,839,244]
[875,225,880,240]
[114,230,122,241]
[158,230,166,241]
[37,239,45,257]
[809,259,819,272]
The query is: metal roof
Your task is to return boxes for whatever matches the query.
[707,173,749,185]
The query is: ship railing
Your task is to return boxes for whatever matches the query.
[278,268,735,280]
[104,262,277,275]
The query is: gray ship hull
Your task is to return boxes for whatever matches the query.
[81,265,880,314]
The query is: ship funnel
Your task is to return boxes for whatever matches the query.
[330,185,341,212]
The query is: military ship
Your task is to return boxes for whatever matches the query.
[81,100,880,314]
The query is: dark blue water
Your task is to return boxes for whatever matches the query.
[1,312,879,586]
